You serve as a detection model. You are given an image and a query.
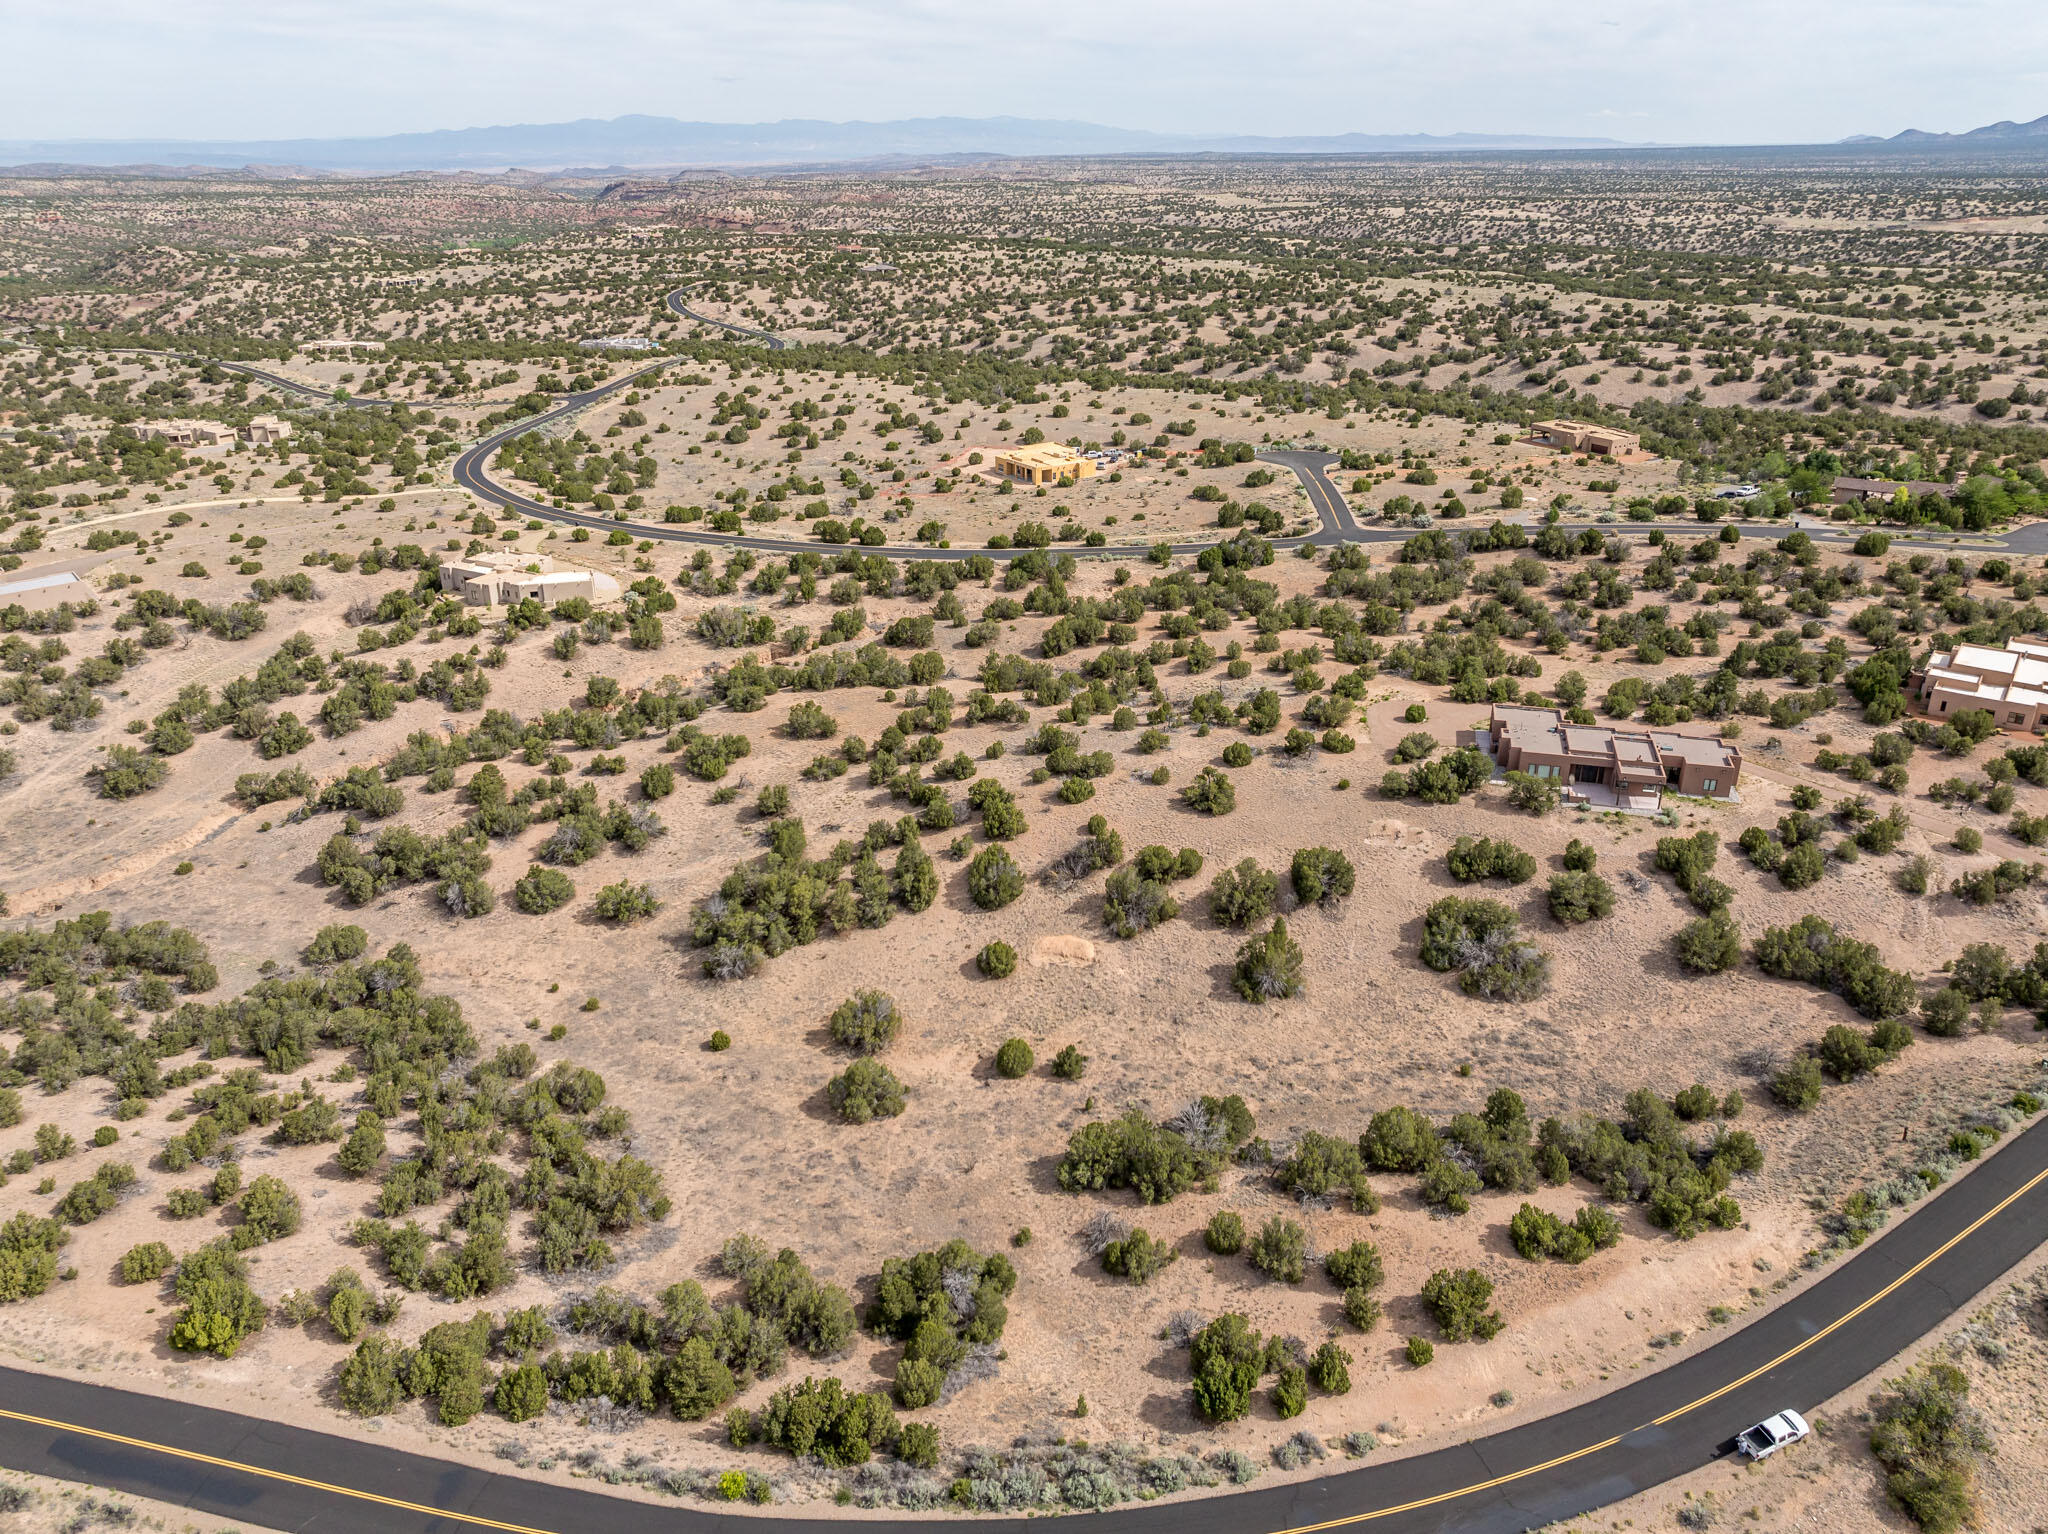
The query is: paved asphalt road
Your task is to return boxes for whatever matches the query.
[197,293,2043,565]
[4,1109,2045,1534]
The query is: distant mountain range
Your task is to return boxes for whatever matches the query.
[0,114,1636,173]
[1843,111,2048,145]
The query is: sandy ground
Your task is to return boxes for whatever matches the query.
[4,512,2048,1512]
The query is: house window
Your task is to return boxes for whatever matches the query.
[1702,778,1717,793]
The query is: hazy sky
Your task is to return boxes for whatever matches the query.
[8,0,2046,144]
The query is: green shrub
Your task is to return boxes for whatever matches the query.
[1342,1287,1382,1332]
[1421,1267,1503,1341]
[1448,836,1537,884]
[1405,1335,1435,1367]
[169,1244,266,1357]
[1504,771,1559,814]
[1869,1362,1991,1534]
[1420,897,1548,1000]
[56,1161,137,1225]
[967,846,1024,909]
[993,1038,1035,1078]
[758,1376,898,1467]
[1271,1364,1308,1419]
[826,1059,906,1123]
[1546,870,1614,924]
[511,865,575,914]
[91,745,169,800]
[1104,864,1180,937]
[1562,839,1597,872]
[1051,1043,1087,1079]
[338,1335,408,1415]
[1182,767,1237,815]
[336,1111,387,1177]
[0,1212,67,1302]
[304,923,369,964]
[1290,846,1356,906]
[1324,1239,1384,1292]
[1309,1340,1352,1394]
[1204,1210,1245,1255]
[1674,910,1743,973]
[898,1421,941,1468]
[593,881,660,924]
[237,1174,303,1245]
[829,991,903,1054]
[1771,1054,1826,1110]
[119,1241,175,1284]
[326,1279,370,1343]
[976,940,1017,977]
[1360,1105,1440,1172]
[1753,913,1916,1019]
[1507,1202,1619,1264]
[1102,1227,1178,1285]
[1190,1313,1264,1422]
[1208,859,1279,927]
[1056,1096,1254,1203]
[1234,918,1305,1002]
[1276,1131,1378,1212]
[1247,1216,1308,1283]
[495,1362,550,1422]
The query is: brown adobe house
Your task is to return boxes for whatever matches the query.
[1484,704,1742,811]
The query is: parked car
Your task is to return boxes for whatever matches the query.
[1736,1410,1810,1460]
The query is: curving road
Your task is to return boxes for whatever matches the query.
[190,293,2036,564]
[3,1109,2045,1534]
[666,281,789,350]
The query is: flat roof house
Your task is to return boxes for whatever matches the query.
[1531,419,1641,458]
[241,415,289,446]
[438,553,622,608]
[991,443,1097,487]
[1487,704,1741,808]
[145,420,227,448]
[1915,638,2048,733]
[1830,476,1952,507]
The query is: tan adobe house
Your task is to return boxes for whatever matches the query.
[990,442,1097,487]
[241,415,290,445]
[144,420,228,447]
[1531,419,1641,458]
[1913,638,2048,732]
[1831,475,1952,507]
[1486,704,1742,807]
[437,553,621,607]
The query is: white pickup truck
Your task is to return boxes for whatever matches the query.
[1736,1409,1810,1460]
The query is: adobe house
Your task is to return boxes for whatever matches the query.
[437,552,621,608]
[1486,704,1741,807]
[1913,638,2048,732]
[990,443,1097,487]
[1830,475,1952,507]
[1531,419,1641,458]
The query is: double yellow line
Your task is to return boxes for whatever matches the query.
[1272,1153,2048,1532]
[2,1153,2044,1534]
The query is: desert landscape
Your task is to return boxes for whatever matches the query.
[3,136,2048,1534]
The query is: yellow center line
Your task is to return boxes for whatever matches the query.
[0,1408,560,1534]
[1267,1155,2048,1533]
[0,1156,2042,1534]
